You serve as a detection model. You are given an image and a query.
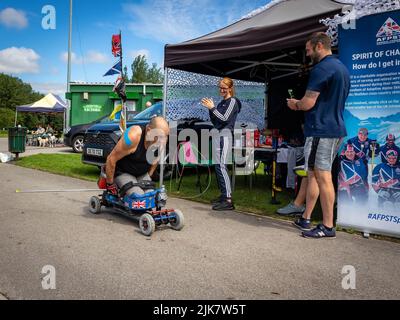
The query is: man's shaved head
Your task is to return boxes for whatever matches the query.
[145,116,170,149]
[148,116,169,135]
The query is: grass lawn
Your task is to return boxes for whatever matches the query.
[14,153,323,222]
[168,166,294,216]
[16,153,100,182]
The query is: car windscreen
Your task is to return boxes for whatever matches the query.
[133,103,162,120]
[99,116,113,123]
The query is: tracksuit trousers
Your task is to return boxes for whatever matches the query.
[214,136,232,199]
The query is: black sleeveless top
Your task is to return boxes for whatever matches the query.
[116,126,152,177]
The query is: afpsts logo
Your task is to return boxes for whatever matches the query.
[376,17,400,46]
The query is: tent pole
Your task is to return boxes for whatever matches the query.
[66,0,73,132]
[159,68,168,187]
[14,109,17,127]
[264,69,269,129]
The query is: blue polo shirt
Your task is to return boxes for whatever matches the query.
[304,55,350,138]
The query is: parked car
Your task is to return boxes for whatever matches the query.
[64,110,140,153]
[64,115,112,153]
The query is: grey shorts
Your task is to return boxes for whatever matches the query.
[114,173,152,195]
[304,137,343,172]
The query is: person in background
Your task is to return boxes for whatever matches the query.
[44,124,54,138]
[201,77,241,211]
[372,149,400,205]
[34,124,45,136]
[378,134,400,165]
[287,32,350,239]
[338,144,368,204]
[346,128,375,166]
[277,177,308,216]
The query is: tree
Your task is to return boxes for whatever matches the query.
[130,55,163,84]
[0,73,43,110]
[0,108,15,130]
[0,73,44,128]
[131,55,148,83]
[147,63,163,84]
[122,65,129,82]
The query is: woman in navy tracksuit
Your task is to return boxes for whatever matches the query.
[201,77,241,210]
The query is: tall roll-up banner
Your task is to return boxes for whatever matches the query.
[338,10,400,238]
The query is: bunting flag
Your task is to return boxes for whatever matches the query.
[103,60,122,77]
[112,76,127,132]
[109,103,122,121]
[119,108,126,133]
[113,76,127,102]
[112,34,121,57]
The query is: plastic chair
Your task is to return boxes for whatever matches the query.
[232,147,258,190]
[26,134,34,146]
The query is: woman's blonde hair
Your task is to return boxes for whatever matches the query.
[220,77,235,97]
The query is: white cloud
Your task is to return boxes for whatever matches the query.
[129,49,151,60]
[0,8,28,29]
[123,0,212,43]
[86,51,110,64]
[0,47,40,74]
[30,83,66,96]
[122,0,264,43]
[61,52,82,64]
[61,51,110,65]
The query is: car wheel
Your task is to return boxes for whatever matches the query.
[72,135,84,153]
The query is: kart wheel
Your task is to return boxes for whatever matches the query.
[170,209,184,231]
[89,196,101,214]
[139,213,155,236]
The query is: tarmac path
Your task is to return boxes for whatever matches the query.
[0,138,399,299]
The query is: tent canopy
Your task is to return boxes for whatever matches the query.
[16,93,67,113]
[164,0,350,82]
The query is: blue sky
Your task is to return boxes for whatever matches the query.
[0,0,268,96]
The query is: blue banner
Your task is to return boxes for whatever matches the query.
[338,10,400,238]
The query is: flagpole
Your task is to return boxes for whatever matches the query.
[66,0,73,133]
[159,67,168,187]
[120,30,126,132]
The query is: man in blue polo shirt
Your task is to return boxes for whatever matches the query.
[287,32,350,239]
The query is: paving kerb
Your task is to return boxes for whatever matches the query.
[0,137,73,158]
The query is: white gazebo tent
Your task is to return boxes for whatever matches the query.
[15,93,67,126]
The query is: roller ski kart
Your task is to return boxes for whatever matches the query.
[89,178,184,236]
